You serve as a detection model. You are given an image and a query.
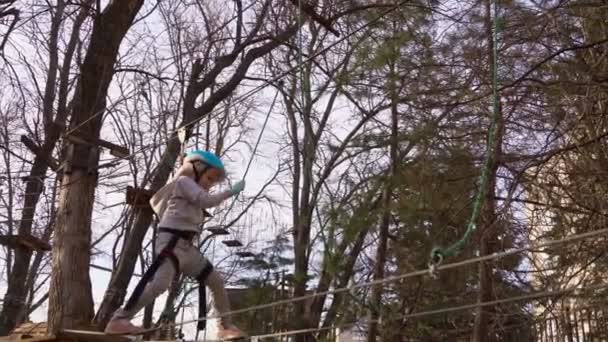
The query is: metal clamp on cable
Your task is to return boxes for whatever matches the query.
[428,248,443,279]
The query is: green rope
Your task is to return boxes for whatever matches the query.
[430,0,501,265]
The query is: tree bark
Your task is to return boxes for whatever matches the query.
[19,208,56,323]
[308,188,382,327]
[367,199,389,342]
[367,53,399,342]
[48,169,98,331]
[48,0,144,333]
[291,67,315,342]
[317,197,383,339]
[0,165,45,335]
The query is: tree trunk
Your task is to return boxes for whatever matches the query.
[48,170,98,331]
[319,217,374,339]
[0,0,88,333]
[367,202,389,342]
[0,160,46,335]
[143,301,155,329]
[292,68,315,342]
[19,201,56,324]
[367,47,399,341]
[293,215,313,342]
[472,122,503,342]
[473,227,496,342]
[48,0,144,333]
[309,196,380,328]
[472,1,503,340]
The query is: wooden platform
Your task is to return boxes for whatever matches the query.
[58,330,137,342]
[0,332,134,342]
[0,324,136,342]
[0,336,56,342]
[1,323,225,342]
[0,322,52,341]
[222,239,243,247]
[0,234,51,252]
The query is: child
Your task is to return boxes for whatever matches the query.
[105,150,246,340]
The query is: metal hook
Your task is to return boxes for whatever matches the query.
[428,252,443,279]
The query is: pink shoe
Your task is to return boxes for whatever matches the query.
[104,318,144,335]
[217,320,246,340]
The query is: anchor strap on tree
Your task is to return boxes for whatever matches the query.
[430,0,501,269]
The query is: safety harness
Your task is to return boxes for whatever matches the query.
[123,227,214,331]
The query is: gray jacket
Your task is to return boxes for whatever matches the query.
[151,176,231,233]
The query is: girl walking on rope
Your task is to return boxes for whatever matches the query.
[105,150,246,340]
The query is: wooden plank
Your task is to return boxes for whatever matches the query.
[125,186,154,207]
[20,234,51,251]
[64,135,129,159]
[55,330,234,342]
[206,226,229,235]
[0,235,51,252]
[58,330,136,342]
[222,239,243,247]
[1,322,55,342]
[236,251,255,258]
[0,335,57,342]
[10,321,48,336]
[0,235,20,249]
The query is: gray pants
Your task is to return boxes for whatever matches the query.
[112,231,233,325]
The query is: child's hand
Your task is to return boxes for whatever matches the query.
[229,180,245,196]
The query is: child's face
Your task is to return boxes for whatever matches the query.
[198,167,223,190]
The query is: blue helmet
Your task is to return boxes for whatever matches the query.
[185,150,226,179]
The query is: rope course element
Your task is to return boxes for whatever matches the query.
[240,86,281,180]
[275,282,608,340]
[165,227,608,330]
[220,85,281,223]
[398,282,608,320]
[219,0,305,228]
[429,0,502,270]
[145,281,608,341]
